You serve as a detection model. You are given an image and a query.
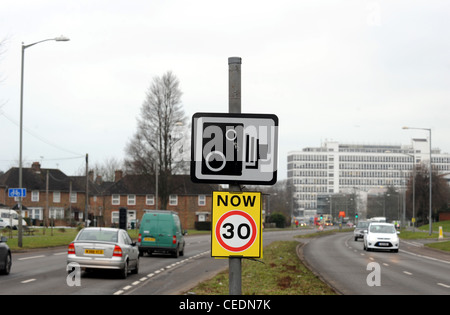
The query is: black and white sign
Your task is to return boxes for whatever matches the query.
[191,112,278,185]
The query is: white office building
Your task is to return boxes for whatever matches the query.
[287,139,450,217]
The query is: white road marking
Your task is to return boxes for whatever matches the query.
[21,279,36,284]
[114,250,210,295]
[18,255,45,261]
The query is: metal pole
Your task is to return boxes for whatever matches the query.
[17,37,69,246]
[18,43,25,248]
[228,57,242,114]
[228,56,242,295]
[429,130,432,236]
[85,154,89,227]
[412,155,415,232]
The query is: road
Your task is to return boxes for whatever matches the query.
[302,232,450,295]
[0,229,307,295]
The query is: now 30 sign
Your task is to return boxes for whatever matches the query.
[211,191,262,258]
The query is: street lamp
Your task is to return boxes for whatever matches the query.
[18,36,70,247]
[402,126,432,235]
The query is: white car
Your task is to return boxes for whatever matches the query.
[363,222,399,253]
[0,219,8,229]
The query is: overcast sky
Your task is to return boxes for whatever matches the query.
[1,0,449,181]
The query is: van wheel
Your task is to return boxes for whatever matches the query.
[172,246,179,258]
[179,242,185,256]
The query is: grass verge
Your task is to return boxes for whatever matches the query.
[1,228,207,251]
[186,241,336,295]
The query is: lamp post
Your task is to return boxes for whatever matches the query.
[402,152,416,232]
[402,126,432,235]
[18,36,70,247]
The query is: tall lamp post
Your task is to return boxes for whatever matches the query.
[402,126,432,235]
[18,36,70,247]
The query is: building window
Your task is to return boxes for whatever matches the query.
[198,195,206,206]
[111,211,119,224]
[169,194,178,206]
[70,192,77,203]
[28,207,43,220]
[32,190,39,202]
[49,207,64,219]
[112,194,120,205]
[53,191,61,203]
[146,194,155,205]
[127,194,136,205]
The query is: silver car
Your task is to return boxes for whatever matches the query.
[354,221,370,241]
[67,227,139,279]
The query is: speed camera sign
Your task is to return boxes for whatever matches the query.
[211,191,262,258]
[191,112,278,185]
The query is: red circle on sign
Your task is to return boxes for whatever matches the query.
[215,210,257,252]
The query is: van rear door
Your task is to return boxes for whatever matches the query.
[141,213,159,245]
[156,213,174,248]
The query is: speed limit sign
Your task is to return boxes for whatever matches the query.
[212,191,262,258]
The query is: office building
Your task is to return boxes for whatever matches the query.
[287,139,450,218]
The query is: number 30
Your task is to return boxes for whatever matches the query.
[222,223,250,239]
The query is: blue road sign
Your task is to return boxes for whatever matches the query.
[8,188,26,198]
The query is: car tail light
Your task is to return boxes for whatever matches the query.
[172,235,177,244]
[113,245,123,257]
[68,243,75,255]
[138,233,142,243]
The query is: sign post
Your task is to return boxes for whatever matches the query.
[190,57,278,295]
[228,57,243,295]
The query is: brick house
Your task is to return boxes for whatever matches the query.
[0,162,217,229]
[103,171,218,229]
[0,162,89,226]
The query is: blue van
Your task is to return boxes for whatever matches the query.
[138,210,186,258]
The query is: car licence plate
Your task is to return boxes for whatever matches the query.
[378,242,389,246]
[85,249,104,255]
[144,237,155,242]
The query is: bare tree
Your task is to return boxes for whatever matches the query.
[92,157,123,182]
[406,164,450,225]
[125,71,188,208]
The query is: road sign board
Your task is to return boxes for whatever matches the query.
[211,191,262,258]
[8,188,26,198]
[191,112,278,185]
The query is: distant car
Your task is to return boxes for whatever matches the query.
[0,236,11,275]
[354,221,370,241]
[363,222,399,253]
[67,227,139,279]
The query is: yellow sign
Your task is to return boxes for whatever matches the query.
[211,191,262,258]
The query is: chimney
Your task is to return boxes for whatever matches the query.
[95,175,103,185]
[31,162,41,174]
[88,170,94,182]
[114,170,123,182]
